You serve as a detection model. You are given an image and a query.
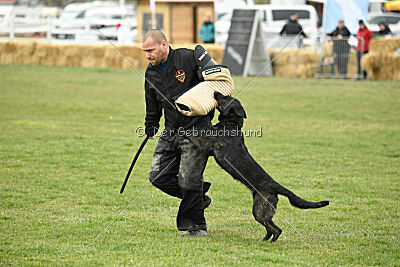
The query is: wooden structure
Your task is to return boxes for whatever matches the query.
[136,0,215,44]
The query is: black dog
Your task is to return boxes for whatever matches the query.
[189,92,329,242]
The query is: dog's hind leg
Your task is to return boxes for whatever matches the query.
[268,220,282,243]
[263,227,273,242]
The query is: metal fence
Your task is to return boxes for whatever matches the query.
[314,36,365,79]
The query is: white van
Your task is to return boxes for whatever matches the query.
[215,4,319,47]
[54,1,119,39]
[85,6,137,41]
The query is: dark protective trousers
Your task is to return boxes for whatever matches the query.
[149,134,210,231]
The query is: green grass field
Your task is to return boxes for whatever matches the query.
[1,64,399,265]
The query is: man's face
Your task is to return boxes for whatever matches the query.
[142,37,167,66]
[338,21,344,28]
[290,14,297,21]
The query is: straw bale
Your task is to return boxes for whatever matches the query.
[31,43,59,66]
[369,37,400,53]
[0,42,5,54]
[362,52,400,80]
[1,41,36,65]
[0,54,14,65]
[80,45,106,68]
[55,44,83,67]
[2,41,17,53]
[268,49,315,78]
[273,62,314,79]
[268,49,314,66]
[0,42,17,64]
[101,46,120,68]
[115,45,140,69]
[346,49,358,77]
[21,42,36,64]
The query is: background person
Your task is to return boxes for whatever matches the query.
[280,13,307,38]
[142,30,213,238]
[328,20,351,77]
[378,23,393,37]
[199,14,215,43]
[356,20,374,79]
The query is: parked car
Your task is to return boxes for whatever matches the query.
[85,6,137,41]
[215,4,319,47]
[54,1,120,39]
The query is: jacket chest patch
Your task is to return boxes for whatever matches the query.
[175,70,186,83]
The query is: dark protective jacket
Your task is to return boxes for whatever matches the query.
[328,26,351,53]
[280,19,307,38]
[144,47,214,137]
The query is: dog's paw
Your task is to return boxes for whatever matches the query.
[263,233,272,242]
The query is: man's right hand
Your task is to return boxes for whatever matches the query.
[145,126,158,139]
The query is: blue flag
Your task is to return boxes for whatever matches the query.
[324,0,370,34]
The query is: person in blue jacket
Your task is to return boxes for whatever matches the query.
[200,14,215,43]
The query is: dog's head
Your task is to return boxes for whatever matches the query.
[214,91,247,127]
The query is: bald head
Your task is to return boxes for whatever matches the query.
[143,29,168,45]
[142,29,169,66]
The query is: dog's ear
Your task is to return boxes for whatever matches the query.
[233,105,247,119]
[214,91,224,100]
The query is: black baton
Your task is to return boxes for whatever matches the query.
[120,135,150,194]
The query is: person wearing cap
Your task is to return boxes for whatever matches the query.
[141,29,216,238]
[356,20,374,79]
[328,20,351,78]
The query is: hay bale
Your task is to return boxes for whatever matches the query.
[0,42,18,64]
[369,37,400,53]
[116,45,140,69]
[22,42,36,65]
[0,42,5,54]
[101,46,120,68]
[80,45,106,68]
[30,43,59,66]
[55,44,83,67]
[3,42,22,64]
[268,49,315,78]
[361,52,400,80]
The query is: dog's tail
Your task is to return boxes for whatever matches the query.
[275,184,329,209]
